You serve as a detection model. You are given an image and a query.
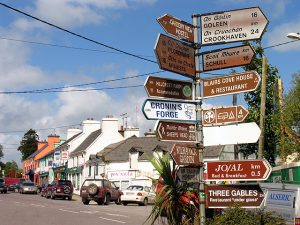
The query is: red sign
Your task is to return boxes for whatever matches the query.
[157,14,194,43]
[205,160,272,181]
[144,76,193,100]
[156,121,196,142]
[205,184,265,208]
[154,34,195,78]
[170,143,200,166]
[202,105,248,126]
[202,45,255,72]
[202,71,260,98]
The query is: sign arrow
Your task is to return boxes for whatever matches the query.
[157,14,194,43]
[202,71,261,98]
[170,143,200,166]
[144,76,193,101]
[203,122,261,146]
[202,105,249,126]
[205,159,272,181]
[202,45,255,72]
[201,7,269,45]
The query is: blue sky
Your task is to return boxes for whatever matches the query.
[0,0,299,165]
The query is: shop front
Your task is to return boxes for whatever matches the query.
[67,166,83,194]
[53,165,67,180]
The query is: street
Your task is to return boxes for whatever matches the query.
[0,192,161,225]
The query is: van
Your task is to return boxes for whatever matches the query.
[260,183,300,225]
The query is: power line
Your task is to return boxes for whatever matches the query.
[0,2,157,64]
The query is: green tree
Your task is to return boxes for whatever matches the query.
[4,161,18,177]
[18,129,39,161]
[239,44,280,165]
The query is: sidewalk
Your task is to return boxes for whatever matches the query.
[72,194,81,201]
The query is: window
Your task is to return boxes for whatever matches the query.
[88,165,91,176]
[95,165,98,175]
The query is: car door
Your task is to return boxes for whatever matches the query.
[109,181,119,200]
[146,186,156,204]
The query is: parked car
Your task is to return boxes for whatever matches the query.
[80,178,122,205]
[121,185,156,206]
[19,181,38,194]
[0,178,8,194]
[47,180,73,200]
[8,183,18,192]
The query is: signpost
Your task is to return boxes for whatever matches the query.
[156,121,196,142]
[202,105,248,126]
[202,71,261,98]
[144,76,193,101]
[205,159,272,181]
[170,143,200,166]
[202,45,255,72]
[142,99,197,122]
[201,7,269,45]
[177,167,200,182]
[203,122,261,146]
[205,184,265,208]
[157,14,194,43]
[154,34,195,78]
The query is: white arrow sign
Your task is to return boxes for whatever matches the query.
[203,122,261,146]
[142,99,197,122]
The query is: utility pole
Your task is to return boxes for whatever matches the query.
[192,14,205,225]
[258,55,267,159]
[233,94,239,160]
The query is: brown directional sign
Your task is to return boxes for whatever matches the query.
[202,105,248,126]
[157,14,194,43]
[156,121,196,142]
[205,159,272,181]
[205,184,265,208]
[201,7,269,45]
[170,143,200,166]
[144,76,193,100]
[202,71,261,98]
[202,45,255,72]
[154,34,195,78]
[177,167,200,183]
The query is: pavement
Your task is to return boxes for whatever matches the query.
[72,194,81,201]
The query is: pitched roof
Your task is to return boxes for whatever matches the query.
[70,129,102,156]
[58,131,82,150]
[26,144,48,160]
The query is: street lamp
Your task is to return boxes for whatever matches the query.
[287,33,300,40]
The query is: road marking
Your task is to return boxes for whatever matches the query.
[80,211,99,214]
[30,204,45,207]
[99,217,126,224]
[106,213,129,218]
[59,209,79,214]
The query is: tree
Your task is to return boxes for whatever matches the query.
[18,129,39,161]
[4,161,18,177]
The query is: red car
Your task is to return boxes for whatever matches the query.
[46,180,73,200]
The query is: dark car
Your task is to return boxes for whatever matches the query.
[47,180,73,200]
[8,183,18,192]
[0,178,8,194]
[80,178,122,205]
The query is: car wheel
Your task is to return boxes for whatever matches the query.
[104,194,110,205]
[122,202,128,206]
[87,183,98,196]
[115,197,121,205]
[68,196,72,201]
[143,198,148,206]
[82,198,90,205]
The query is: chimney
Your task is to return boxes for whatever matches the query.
[37,141,47,150]
[47,135,60,149]
[102,116,118,134]
[81,118,101,134]
[67,128,82,139]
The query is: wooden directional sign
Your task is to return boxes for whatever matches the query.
[202,71,261,98]
[144,76,193,101]
[157,14,194,43]
[177,167,200,182]
[202,45,255,72]
[201,7,269,45]
[205,184,265,208]
[142,99,197,122]
[203,122,261,146]
[171,143,200,166]
[156,121,196,142]
[154,34,195,78]
[202,105,249,126]
[206,159,272,181]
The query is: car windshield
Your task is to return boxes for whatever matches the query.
[0,179,4,183]
[127,185,144,191]
[23,182,35,186]
[83,180,103,187]
[58,180,72,186]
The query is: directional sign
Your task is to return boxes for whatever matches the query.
[205,159,272,181]
[202,45,255,72]
[205,184,265,208]
[203,122,261,146]
[202,71,261,98]
[142,99,197,122]
[171,143,200,166]
[202,105,248,126]
[177,167,200,182]
[201,7,269,45]
[144,76,193,101]
[156,121,196,142]
[154,34,195,78]
[157,14,194,43]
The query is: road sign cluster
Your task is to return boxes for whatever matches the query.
[142,6,269,210]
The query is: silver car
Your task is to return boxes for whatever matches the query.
[19,182,38,194]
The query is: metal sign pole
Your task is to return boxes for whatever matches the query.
[192,14,205,225]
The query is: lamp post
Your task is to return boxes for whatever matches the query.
[287,33,300,40]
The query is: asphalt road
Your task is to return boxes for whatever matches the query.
[0,192,164,225]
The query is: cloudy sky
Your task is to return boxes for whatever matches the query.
[0,0,299,165]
